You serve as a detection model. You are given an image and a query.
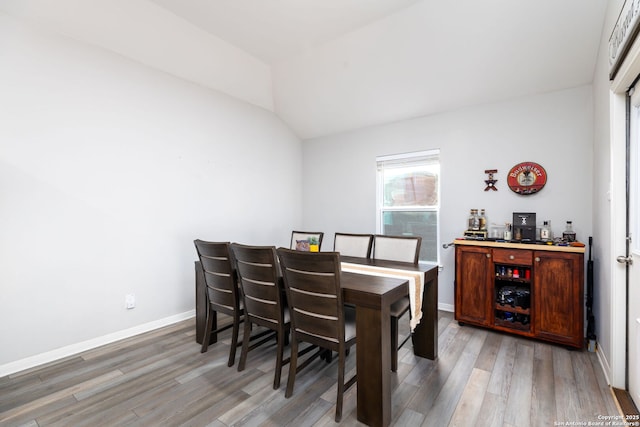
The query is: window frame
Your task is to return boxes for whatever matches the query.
[376,149,440,265]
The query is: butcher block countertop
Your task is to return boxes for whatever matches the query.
[453,238,585,253]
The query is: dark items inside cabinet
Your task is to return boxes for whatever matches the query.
[494,265,531,332]
[491,247,533,334]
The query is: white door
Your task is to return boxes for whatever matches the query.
[626,87,640,407]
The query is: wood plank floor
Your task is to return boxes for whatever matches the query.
[0,311,622,426]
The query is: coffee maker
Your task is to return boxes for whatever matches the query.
[512,212,536,242]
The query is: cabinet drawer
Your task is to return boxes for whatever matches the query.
[492,248,532,265]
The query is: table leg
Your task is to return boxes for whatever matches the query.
[356,305,391,427]
[412,274,438,360]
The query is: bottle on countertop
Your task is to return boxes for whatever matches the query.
[479,209,487,231]
[540,220,552,241]
[504,222,512,240]
[562,221,576,242]
[468,209,480,231]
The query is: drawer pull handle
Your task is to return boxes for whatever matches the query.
[486,253,491,258]
[509,255,514,260]
[535,257,541,262]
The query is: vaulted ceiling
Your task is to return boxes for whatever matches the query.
[148,0,423,64]
[0,0,609,139]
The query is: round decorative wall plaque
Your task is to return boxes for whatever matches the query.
[507,162,547,195]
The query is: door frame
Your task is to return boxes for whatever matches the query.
[610,36,640,390]
[628,83,640,405]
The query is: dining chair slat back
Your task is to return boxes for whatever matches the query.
[235,252,281,325]
[279,250,344,344]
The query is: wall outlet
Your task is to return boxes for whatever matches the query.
[125,294,136,309]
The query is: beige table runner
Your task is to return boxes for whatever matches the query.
[341,262,424,331]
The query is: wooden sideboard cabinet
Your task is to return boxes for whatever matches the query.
[454,240,585,348]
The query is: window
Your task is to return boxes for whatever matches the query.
[376,150,440,263]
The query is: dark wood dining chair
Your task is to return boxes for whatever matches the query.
[290,230,324,250]
[193,240,243,366]
[333,232,374,258]
[373,234,422,372]
[276,248,357,422]
[231,243,292,389]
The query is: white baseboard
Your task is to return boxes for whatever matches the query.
[595,340,612,386]
[438,302,454,312]
[0,310,195,377]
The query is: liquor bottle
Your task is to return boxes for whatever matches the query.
[479,209,487,231]
[468,209,480,231]
[504,223,512,240]
[540,220,552,241]
[562,221,576,242]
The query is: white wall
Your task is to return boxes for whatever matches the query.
[302,86,594,309]
[0,14,301,371]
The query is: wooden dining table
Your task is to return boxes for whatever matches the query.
[339,256,438,427]
[194,256,438,427]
